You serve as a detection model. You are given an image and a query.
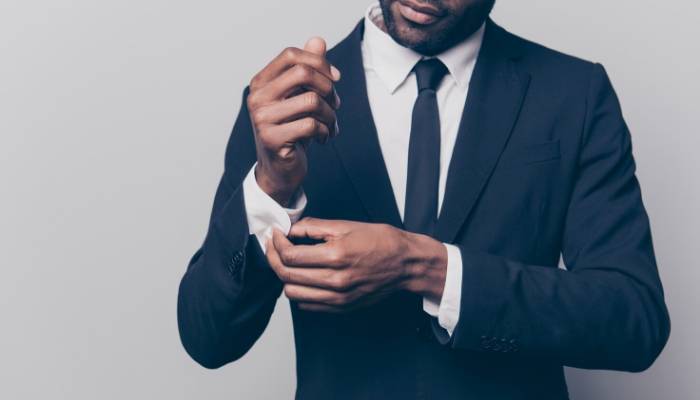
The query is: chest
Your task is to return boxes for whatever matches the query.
[364,70,470,216]
[364,70,467,160]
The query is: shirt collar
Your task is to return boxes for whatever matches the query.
[362,2,485,93]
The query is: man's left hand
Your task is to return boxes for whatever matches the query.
[266,217,447,312]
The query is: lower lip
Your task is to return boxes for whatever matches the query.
[397,3,441,25]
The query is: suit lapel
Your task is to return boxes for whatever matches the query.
[328,21,404,229]
[326,20,530,239]
[435,20,531,243]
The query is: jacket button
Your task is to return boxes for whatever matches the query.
[480,336,492,350]
[497,338,507,352]
[227,251,245,276]
[227,262,236,275]
[508,339,519,352]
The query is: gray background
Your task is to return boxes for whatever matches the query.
[1,0,697,398]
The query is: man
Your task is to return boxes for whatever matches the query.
[177,0,671,398]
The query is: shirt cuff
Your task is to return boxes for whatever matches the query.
[242,163,307,253]
[422,243,463,337]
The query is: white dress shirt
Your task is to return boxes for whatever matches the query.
[242,2,485,336]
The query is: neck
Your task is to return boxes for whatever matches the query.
[370,10,388,33]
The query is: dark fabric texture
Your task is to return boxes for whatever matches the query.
[404,58,448,236]
[177,19,670,400]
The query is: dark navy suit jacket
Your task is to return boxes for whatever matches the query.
[177,20,670,399]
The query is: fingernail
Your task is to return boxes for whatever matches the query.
[331,86,341,109]
[334,120,340,137]
[331,65,341,81]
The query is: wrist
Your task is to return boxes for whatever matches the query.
[254,164,298,207]
[400,231,448,302]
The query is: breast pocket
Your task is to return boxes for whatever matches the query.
[498,139,561,171]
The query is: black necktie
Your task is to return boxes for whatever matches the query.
[404,58,448,236]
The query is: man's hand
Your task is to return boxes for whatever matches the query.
[247,37,341,206]
[266,218,448,312]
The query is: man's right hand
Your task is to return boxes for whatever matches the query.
[247,37,341,206]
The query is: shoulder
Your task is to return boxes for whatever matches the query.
[491,21,610,106]
[493,21,597,78]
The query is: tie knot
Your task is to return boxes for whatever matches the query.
[413,58,448,92]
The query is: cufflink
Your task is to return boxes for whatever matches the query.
[480,335,493,350]
[227,250,245,276]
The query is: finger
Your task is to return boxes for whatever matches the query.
[278,242,345,269]
[304,37,341,81]
[262,117,330,148]
[268,232,333,286]
[297,289,385,313]
[271,228,294,255]
[272,229,344,269]
[296,298,375,313]
[278,264,347,291]
[258,64,337,106]
[296,302,344,313]
[283,283,348,305]
[288,217,351,241]
[304,36,340,108]
[253,47,339,89]
[266,233,291,282]
[268,230,330,283]
[251,91,337,129]
[304,37,326,56]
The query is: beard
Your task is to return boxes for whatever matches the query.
[378,0,495,55]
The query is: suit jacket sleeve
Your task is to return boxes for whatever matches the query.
[448,64,670,372]
[177,88,283,369]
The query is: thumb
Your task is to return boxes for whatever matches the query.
[304,37,341,81]
[272,228,294,253]
[304,36,327,56]
[289,217,347,241]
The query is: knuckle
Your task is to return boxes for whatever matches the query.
[277,146,295,161]
[249,73,262,90]
[330,292,348,306]
[378,223,394,236]
[301,216,316,225]
[282,47,299,61]
[301,117,318,133]
[325,86,334,98]
[250,108,266,125]
[304,91,321,109]
[295,64,314,81]
[246,92,261,110]
[279,248,295,265]
[318,121,330,136]
[306,55,322,69]
[320,81,333,97]
[330,272,350,291]
[266,255,277,271]
[328,247,345,265]
[256,128,272,145]
[283,268,294,284]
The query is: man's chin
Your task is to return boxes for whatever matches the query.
[389,26,448,55]
[386,19,432,46]
[382,3,455,55]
